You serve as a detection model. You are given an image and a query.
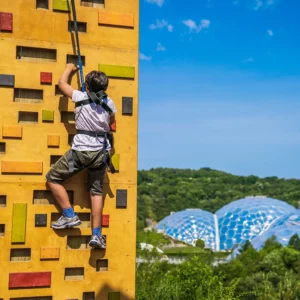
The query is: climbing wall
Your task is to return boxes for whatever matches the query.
[0,0,138,299]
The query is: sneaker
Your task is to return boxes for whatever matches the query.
[51,214,81,229]
[89,235,106,249]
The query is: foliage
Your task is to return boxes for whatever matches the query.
[136,168,300,299]
[137,168,300,224]
[136,230,170,247]
[136,235,300,300]
[195,239,205,248]
[289,234,300,251]
[136,255,242,300]
[163,246,205,254]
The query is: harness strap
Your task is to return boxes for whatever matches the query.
[106,155,116,174]
[88,91,113,115]
[68,150,75,173]
[75,90,113,115]
[68,130,115,173]
[75,99,93,108]
[76,130,107,138]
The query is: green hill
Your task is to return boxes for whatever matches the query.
[137,168,300,229]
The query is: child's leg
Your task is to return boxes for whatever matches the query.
[90,193,104,236]
[47,182,75,218]
[46,150,82,226]
[87,160,107,248]
[48,182,72,209]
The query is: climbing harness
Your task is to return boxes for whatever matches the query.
[69,0,115,174]
[68,130,115,174]
[75,90,113,115]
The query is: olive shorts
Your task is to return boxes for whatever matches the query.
[46,149,106,195]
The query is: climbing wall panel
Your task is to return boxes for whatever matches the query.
[2,126,22,138]
[11,203,27,243]
[98,11,134,28]
[0,0,138,299]
[0,74,15,86]
[0,12,13,32]
[1,161,43,174]
[47,135,60,147]
[40,72,53,84]
[40,247,60,260]
[9,272,51,288]
[98,64,135,79]
[53,0,70,12]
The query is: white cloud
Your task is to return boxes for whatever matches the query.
[201,19,211,29]
[145,0,164,7]
[149,19,173,32]
[139,53,152,61]
[183,19,197,30]
[254,0,278,10]
[243,57,255,63]
[182,19,211,33]
[267,29,274,36]
[254,0,263,9]
[206,0,213,7]
[234,0,278,10]
[167,24,173,32]
[157,43,166,52]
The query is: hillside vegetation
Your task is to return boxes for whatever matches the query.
[137,168,300,228]
[136,236,300,300]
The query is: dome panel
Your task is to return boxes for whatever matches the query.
[251,224,300,250]
[155,209,216,250]
[216,197,297,250]
[268,211,300,229]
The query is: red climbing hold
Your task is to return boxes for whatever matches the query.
[0,12,13,32]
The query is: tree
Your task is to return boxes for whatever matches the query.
[240,240,252,252]
[288,234,300,251]
[261,236,282,253]
[196,239,205,249]
[137,168,299,223]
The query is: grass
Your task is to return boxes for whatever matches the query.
[163,246,207,256]
[163,247,230,259]
[137,230,170,247]
[164,246,204,254]
[136,230,231,259]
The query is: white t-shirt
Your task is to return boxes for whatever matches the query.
[71,90,117,151]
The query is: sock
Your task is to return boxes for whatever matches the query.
[63,207,75,218]
[92,227,102,237]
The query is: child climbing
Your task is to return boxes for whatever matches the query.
[46,63,116,249]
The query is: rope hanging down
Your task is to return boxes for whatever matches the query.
[70,0,85,92]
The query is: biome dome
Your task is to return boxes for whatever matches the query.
[155,196,298,251]
[250,211,300,250]
[216,196,297,250]
[250,225,300,250]
[267,211,300,229]
[156,209,217,250]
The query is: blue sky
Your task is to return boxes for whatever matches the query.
[138,0,300,179]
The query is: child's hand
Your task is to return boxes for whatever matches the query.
[66,63,78,72]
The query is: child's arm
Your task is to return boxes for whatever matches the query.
[58,63,78,98]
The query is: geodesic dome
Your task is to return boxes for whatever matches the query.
[155,197,298,252]
[268,211,300,229]
[156,209,217,250]
[249,211,300,250]
[216,197,297,250]
[251,224,300,250]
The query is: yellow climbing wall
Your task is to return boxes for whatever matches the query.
[0,0,138,299]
